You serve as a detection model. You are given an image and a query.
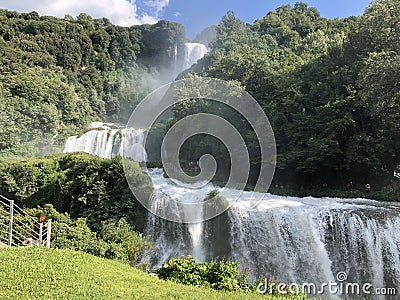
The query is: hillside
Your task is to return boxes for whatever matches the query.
[175,0,400,190]
[0,9,185,158]
[0,247,301,300]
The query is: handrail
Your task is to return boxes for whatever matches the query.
[0,194,51,248]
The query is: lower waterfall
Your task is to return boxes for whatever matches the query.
[143,169,400,296]
[144,168,214,264]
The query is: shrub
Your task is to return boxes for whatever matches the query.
[203,190,231,260]
[25,204,108,256]
[205,190,229,216]
[0,153,152,231]
[25,204,153,265]
[154,256,249,292]
[100,218,153,266]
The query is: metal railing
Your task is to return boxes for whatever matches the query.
[0,195,51,248]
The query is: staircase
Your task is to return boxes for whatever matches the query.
[0,195,51,248]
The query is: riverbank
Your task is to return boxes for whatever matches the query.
[268,187,400,202]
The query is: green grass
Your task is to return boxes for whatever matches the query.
[0,247,305,300]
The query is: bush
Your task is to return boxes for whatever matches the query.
[100,218,153,266]
[154,256,249,292]
[0,153,152,231]
[25,204,153,265]
[205,190,229,216]
[25,204,108,256]
[154,256,306,297]
[203,190,231,259]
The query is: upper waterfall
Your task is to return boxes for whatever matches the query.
[182,42,208,71]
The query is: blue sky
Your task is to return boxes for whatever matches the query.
[161,0,373,38]
[0,0,372,38]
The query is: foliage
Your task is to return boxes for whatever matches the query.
[0,10,185,157]
[1,0,400,194]
[100,218,153,266]
[154,256,306,298]
[154,256,249,292]
[24,204,153,265]
[25,204,106,254]
[269,184,400,202]
[0,247,296,300]
[0,153,152,231]
[203,190,231,258]
[174,0,400,191]
[205,190,229,214]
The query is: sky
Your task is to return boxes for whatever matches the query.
[0,0,373,38]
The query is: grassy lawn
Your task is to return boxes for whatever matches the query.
[0,247,305,300]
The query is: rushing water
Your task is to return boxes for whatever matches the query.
[143,169,214,264]
[182,43,208,71]
[64,124,147,161]
[143,169,400,292]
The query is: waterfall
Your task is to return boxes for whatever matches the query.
[143,171,400,296]
[144,168,215,264]
[182,42,208,71]
[63,122,400,296]
[227,195,338,285]
[63,123,147,161]
[169,42,208,79]
[319,206,400,290]
[225,195,400,294]
[173,41,179,78]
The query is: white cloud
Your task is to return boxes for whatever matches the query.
[0,0,169,26]
[144,0,169,17]
[139,14,159,24]
[174,11,181,18]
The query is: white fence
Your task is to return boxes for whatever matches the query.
[0,195,51,247]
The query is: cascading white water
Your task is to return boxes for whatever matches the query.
[182,42,208,71]
[171,42,208,78]
[144,168,215,263]
[318,205,400,291]
[173,41,179,78]
[143,171,400,297]
[63,123,147,161]
[226,194,347,285]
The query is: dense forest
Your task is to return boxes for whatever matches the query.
[0,9,185,157]
[173,0,400,190]
[1,0,400,191]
